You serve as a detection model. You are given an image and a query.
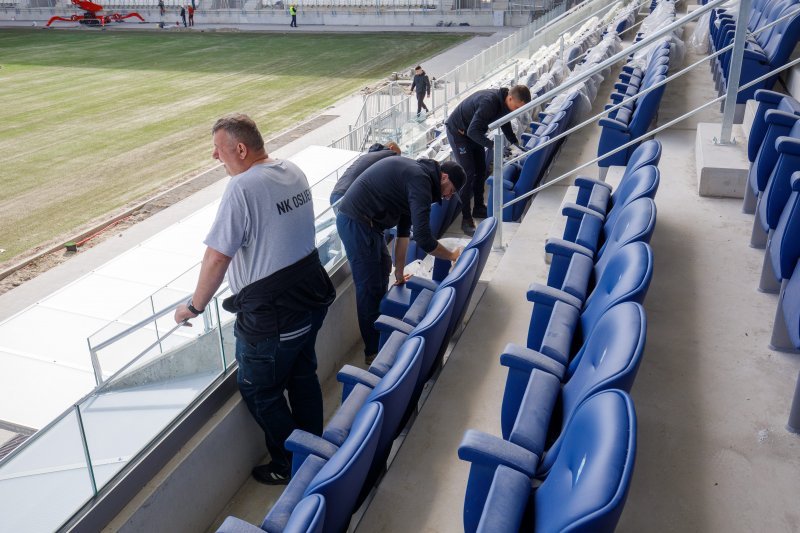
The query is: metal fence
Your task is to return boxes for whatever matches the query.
[328,0,619,153]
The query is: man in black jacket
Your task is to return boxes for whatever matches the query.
[445,85,531,235]
[410,65,431,117]
[336,157,466,363]
[329,142,401,205]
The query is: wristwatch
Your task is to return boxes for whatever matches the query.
[187,301,205,315]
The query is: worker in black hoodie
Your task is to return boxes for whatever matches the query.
[445,85,531,235]
[410,65,431,117]
[336,157,466,364]
[329,142,401,205]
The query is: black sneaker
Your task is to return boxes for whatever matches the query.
[472,204,488,219]
[252,463,290,485]
[461,217,476,236]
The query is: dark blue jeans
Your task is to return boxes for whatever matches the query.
[447,127,488,218]
[235,308,326,476]
[336,212,392,357]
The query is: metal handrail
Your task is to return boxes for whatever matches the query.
[488,0,729,131]
[501,54,800,211]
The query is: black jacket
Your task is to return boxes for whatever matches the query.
[338,157,442,253]
[445,87,519,150]
[330,143,398,202]
[222,250,336,343]
[411,72,431,96]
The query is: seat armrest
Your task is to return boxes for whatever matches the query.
[562,201,605,221]
[755,89,787,105]
[405,275,439,292]
[765,109,800,127]
[374,315,415,335]
[526,282,583,310]
[792,172,800,190]
[614,82,633,92]
[599,116,630,131]
[216,516,266,533]
[544,237,594,260]
[285,429,338,461]
[574,175,613,192]
[777,136,800,156]
[337,364,381,390]
[457,429,539,477]
[500,343,567,378]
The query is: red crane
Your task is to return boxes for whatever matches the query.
[46,0,145,27]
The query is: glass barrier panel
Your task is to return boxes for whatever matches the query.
[82,323,226,491]
[0,409,95,532]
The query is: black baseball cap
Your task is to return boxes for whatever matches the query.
[441,160,466,193]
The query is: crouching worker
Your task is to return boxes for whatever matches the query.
[175,114,335,485]
[335,156,466,365]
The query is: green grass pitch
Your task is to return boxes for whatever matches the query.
[0,28,468,262]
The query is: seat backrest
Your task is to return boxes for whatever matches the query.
[620,139,662,183]
[410,286,456,388]
[560,302,646,432]
[283,494,326,533]
[762,4,800,64]
[628,75,667,138]
[366,336,424,458]
[606,165,660,238]
[439,249,480,335]
[511,138,551,220]
[759,133,800,230]
[769,172,800,281]
[781,260,800,348]
[304,402,384,533]
[534,390,637,533]
[464,217,498,287]
[579,242,653,342]
[595,198,657,278]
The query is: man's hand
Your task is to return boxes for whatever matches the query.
[503,145,513,158]
[174,303,198,326]
[394,272,412,286]
[450,246,463,262]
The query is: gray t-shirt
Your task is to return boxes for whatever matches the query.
[205,159,316,294]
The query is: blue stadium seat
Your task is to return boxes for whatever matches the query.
[263,402,383,533]
[373,287,455,399]
[573,139,662,215]
[458,389,637,533]
[500,302,646,445]
[744,94,800,215]
[752,130,800,254]
[547,198,657,302]
[486,135,552,222]
[524,241,654,366]
[562,165,660,253]
[768,172,800,351]
[216,494,325,533]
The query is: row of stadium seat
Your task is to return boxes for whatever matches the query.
[741,90,800,352]
[456,140,662,531]
[597,5,675,168]
[215,218,498,532]
[709,0,800,104]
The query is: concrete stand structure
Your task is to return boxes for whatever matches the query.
[695,122,750,198]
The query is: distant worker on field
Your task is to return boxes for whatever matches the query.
[289,3,297,27]
[174,114,336,485]
[445,84,531,235]
[188,4,194,26]
[158,0,165,16]
[329,142,401,206]
[410,65,431,118]
[179,5,187,26]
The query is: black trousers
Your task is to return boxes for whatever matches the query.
[415,92,429,115]
[446,127,488,218]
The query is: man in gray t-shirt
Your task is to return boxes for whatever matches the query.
[175,114,333,485]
